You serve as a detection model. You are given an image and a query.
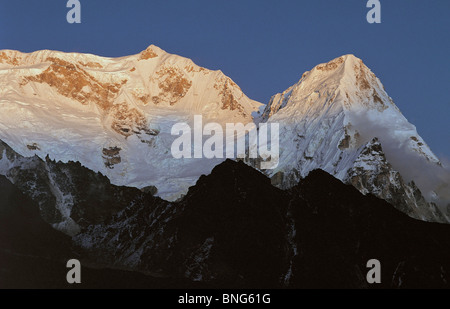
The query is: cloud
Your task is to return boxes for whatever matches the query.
[347,108,450,211]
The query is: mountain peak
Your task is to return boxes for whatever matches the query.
[261,54,378,120]
[139,44,164,60]
[0,45,263,202]
[341,53,362,65]
[303,54,363,78]
[258,54,448,222]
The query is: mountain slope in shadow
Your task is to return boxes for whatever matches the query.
[0,175,202,289]
[76,160,450,288]
[2,159,450,288]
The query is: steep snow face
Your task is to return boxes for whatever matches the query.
[0,46,262,200]
[1,47,448,222]
[0,140,80,235]
[0,139,151,236]
[261,55,449,222]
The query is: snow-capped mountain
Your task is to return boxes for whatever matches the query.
[257,54,450,222]
[2,47,450,288]
[0,46,448,223]
[0,46,261,201]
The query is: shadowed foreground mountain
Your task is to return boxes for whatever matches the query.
[1,160,450,288]
[0,175,204,289]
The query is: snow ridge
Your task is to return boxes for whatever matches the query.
[260,55,449,222]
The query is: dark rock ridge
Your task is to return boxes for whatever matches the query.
[0,175,203,288]
[1,146,450,288]
[74,160,450,288]
[346,138,445,222]
[289,169,450,288]
[0,139,148,234]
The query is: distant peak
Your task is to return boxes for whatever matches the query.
[342,54,360,62]
[139,45,164,60]
[143,44,165,53]
[312,54,363,74]
[306,54,381,98]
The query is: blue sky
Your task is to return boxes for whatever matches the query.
[0,0,449,159]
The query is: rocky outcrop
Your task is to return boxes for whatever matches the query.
[0,140,152,235]
[346,138,446,222]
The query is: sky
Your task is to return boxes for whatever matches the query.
[0,0,449,159]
